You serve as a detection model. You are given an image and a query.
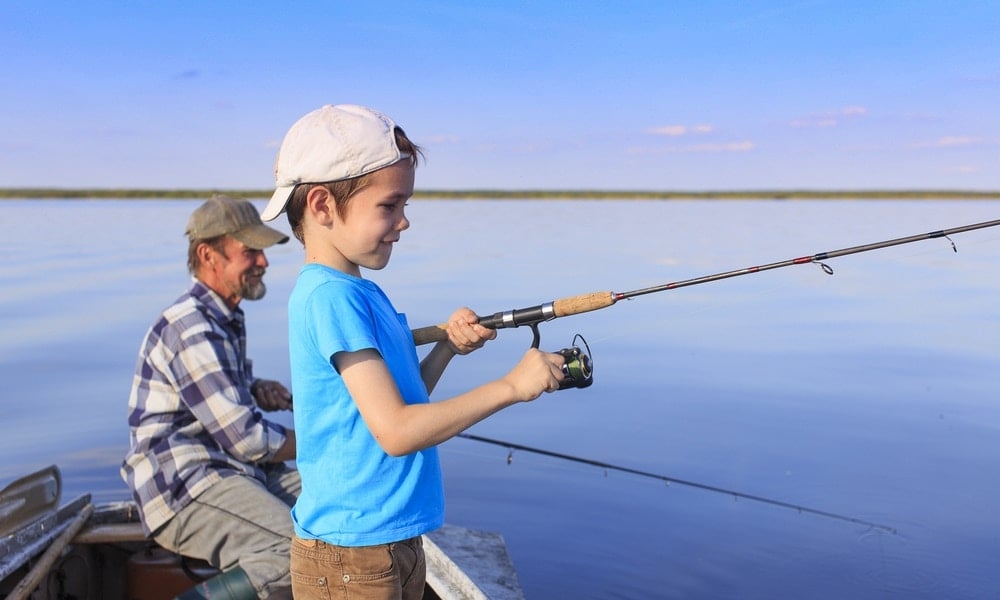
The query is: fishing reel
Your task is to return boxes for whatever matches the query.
[544,333,592,390]
[556,336,593,390]
[525,323,593,390]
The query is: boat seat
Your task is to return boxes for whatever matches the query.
[73,520,148,544]
[72,518,222,594]
[68,503,230,582]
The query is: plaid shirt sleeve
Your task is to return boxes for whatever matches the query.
[172,310,283,462]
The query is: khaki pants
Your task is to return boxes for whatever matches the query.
[154,464,300,599]
[290,534,425,600]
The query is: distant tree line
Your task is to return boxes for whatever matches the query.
[2,188,999,200]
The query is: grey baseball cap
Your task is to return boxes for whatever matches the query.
[186,194,289,249]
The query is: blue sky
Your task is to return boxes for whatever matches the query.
[2,1,998,191]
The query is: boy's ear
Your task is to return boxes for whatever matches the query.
[306,186,337,226]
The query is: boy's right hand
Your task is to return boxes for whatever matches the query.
[504,348,566,401]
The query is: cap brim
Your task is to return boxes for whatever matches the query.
[261,186,295,222]
[232,224,289,250]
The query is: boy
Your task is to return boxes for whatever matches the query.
[262,104,565,600]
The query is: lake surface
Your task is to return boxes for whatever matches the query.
[2,197,999,599]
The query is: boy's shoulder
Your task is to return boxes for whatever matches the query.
[296,263,357,285]
[293,264,381,301]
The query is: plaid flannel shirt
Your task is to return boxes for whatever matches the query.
[121,280,288,534]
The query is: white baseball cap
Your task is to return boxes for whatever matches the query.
[262,104,408,222]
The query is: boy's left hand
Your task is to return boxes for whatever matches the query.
[445,307,496,355]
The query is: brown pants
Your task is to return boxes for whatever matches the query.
[290,534,425,600]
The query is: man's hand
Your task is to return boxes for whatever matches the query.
[251,379,293,411]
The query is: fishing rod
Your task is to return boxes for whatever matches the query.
[457,432,898,534]
[412,218,1000,349]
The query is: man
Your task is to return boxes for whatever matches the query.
[122,194,298,599]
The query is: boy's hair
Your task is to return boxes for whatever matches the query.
[285,127,422,244]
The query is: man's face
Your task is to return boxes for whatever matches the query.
[212,236,269,305]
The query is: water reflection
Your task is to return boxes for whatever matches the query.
[1,198,998,599]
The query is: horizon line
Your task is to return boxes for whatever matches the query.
[2,187,1000,200]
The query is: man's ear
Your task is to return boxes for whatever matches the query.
[196,239,229,270]
[196,241,216,266]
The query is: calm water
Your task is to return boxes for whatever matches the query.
[2,198,999,599]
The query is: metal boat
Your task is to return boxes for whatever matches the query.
[1,466,524,600]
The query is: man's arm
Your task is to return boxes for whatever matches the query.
[269,429,296,462]
[174,327,289,464]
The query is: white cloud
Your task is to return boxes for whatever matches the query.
[789,105,869,128]
[647,124,715,137]
[911,136,985,149]
[649,125,688,136]
[790,117,838,128]
[935,136,980,147]
[629,140,755,155]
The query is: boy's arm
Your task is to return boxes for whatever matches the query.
[419,341,458,395]
[418,307,496,394]
[338,347,563,457]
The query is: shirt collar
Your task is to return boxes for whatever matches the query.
[189,278,245,327]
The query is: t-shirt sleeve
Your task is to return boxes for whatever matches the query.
[307,280,380,367]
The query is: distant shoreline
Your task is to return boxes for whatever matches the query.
[2,188,1000,200]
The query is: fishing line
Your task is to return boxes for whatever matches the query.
[583,225,999,348]
[457,432,898,534]
[428,219,999,533]
[411,218,1000,348]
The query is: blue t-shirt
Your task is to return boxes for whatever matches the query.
[288,264,443,546]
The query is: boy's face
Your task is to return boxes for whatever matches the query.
[331,160,415,275]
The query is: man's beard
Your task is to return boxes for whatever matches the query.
[242,271,267,301]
